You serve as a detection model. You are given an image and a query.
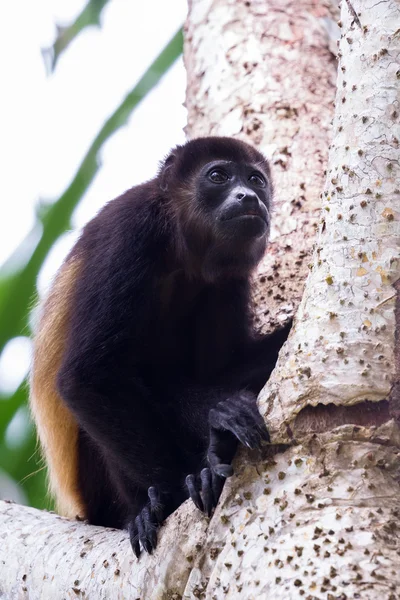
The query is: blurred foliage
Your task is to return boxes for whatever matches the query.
[43,0,109,72]
[0,7,183,510]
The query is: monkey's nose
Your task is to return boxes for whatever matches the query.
[236,190,259,208]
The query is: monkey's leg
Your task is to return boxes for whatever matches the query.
[58,369,190,556]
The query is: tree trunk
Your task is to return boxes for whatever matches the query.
[185,0,339,332]
[2,0,398,598]
[253,1,400,597]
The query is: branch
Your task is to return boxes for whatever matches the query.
[0,499,207,598]
[42,0,110,72]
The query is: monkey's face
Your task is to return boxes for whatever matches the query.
[196,160,271,243]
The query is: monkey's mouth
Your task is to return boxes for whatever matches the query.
[224,210,267,223]
[221,209,269,239]
[238,211,265,220]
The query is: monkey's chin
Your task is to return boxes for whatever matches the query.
[222,214,269,240]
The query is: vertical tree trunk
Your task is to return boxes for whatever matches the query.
[184,0,400,597]
[185,0,339,331]
[179,0,400,598]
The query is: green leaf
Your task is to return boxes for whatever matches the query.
[0,429,49,509]
[0,382,28,439]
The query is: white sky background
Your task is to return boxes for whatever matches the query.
[0,0,187,398]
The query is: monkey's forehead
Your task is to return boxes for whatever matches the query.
[171,138,270,175]
[197,158,270,173]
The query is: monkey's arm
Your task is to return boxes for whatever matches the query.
[58,202,181,476]
[171,321,292,514]
[220,319,293,392]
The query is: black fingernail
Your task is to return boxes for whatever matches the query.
[215,464,233,478]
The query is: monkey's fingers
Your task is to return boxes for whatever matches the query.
[239,428,262,450]
[258,421,271,443]
[208,446,233,477]
[135,513,149,555]
[213,462,234,478]
[211,471,225,506]
[136,506,158,555]
[142,505,158,551]
[128,519,141,558]
[185,474,204,512]
[209,401,269,450]
[148,486,164,523]
[251,408,271,444]
[240,415,270,448]
[223,418,259,449]
[207,427,235,478]
[200,468,214,517]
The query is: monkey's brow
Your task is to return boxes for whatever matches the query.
[206,159,267,173]
[253,160,268,169]
[209,160,233,165]
[209,160,257,167]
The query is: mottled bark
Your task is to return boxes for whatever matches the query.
[255,0,400,597]
[0,499,207,599]
[185,0,338,331]
[261,0,400,438]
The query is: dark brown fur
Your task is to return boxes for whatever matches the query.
[31,137,290,555]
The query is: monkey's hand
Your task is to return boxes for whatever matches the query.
[186,391,269,516]
[128,486,167,558]
[207,390,270,478]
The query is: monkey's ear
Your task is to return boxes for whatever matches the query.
[159,152,177,192]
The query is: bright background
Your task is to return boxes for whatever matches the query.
[0,0,187,507]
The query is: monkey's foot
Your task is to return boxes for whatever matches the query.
[128,486,165,558]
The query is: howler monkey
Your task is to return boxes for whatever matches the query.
[30,137,290,557]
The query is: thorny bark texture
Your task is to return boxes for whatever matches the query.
[254,0,400,598]
[261,0,400,442]
[0,499,208,599]
[185,0,339,332]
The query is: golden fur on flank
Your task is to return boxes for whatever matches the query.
[30,257,85,518]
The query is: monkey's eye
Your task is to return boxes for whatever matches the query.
[208,169,229,184]
[249,172,266,187]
